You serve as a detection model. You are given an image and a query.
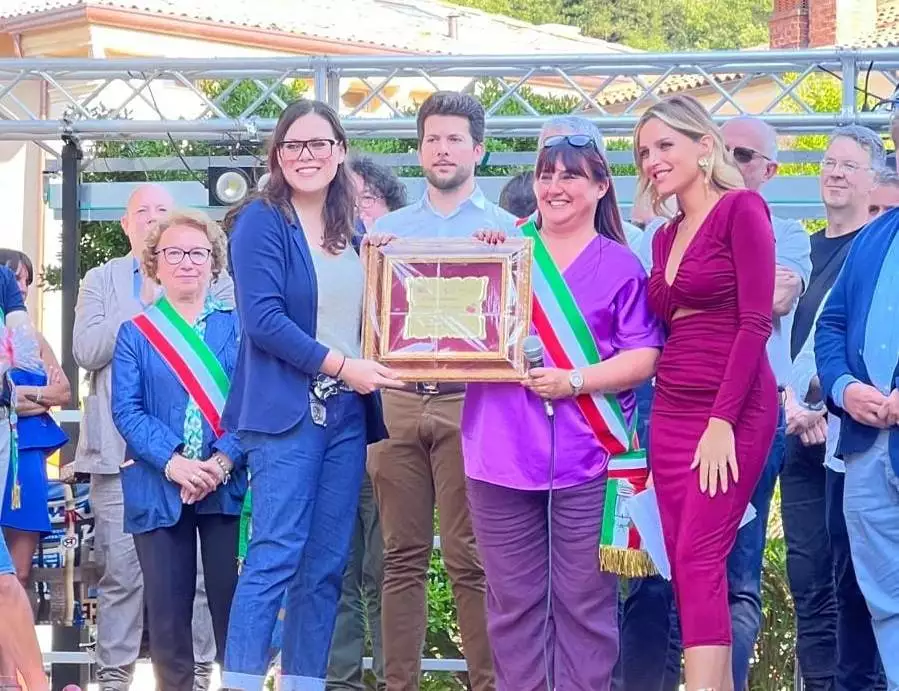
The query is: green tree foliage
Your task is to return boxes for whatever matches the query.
[453,0,773,52]
[443,0,562,25]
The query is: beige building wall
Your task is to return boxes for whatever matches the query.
[0,81,49,322]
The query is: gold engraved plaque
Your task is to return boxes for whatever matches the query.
[403,276,489,341]
[362,237,534,382]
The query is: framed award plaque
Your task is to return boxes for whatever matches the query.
[361,237,533,382]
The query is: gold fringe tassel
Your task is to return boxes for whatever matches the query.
[599,545,658,578]
[10,480,21,510]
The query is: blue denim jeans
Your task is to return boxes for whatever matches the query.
[224,392,367,691]
[781,438,885,690]
[843,434,899,689]
[826,468,885,690]
[617,404,786,690]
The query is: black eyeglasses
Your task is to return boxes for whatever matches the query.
[278,138,337,160]
[728,145,771,164]
[157,247,212,266]
[542,134,597,150]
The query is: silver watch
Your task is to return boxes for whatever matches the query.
[569,369,584,396]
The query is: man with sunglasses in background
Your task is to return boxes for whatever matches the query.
[73,184,233,691]
[617,115,811,691]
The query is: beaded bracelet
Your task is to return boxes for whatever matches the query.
[213,454,231,485]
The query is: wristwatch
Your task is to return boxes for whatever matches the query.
[569,369,584,396]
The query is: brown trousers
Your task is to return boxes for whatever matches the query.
[367,390,494,691]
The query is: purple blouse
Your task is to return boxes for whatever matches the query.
[462,235,665,491]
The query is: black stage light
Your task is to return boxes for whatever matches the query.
[208,166,268,206]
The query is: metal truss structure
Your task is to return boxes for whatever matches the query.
[6,49,862,688]
[2,48,899,149]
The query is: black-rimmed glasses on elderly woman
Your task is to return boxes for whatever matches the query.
[157,247,212,266]
[542,134,596,149]
[278,138,337,160]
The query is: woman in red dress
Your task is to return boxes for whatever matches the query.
[635,95,778,690]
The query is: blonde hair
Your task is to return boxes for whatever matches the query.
[142,209,228,282]
[633,95,744,217]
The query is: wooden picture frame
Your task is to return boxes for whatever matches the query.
[361,238,533,382]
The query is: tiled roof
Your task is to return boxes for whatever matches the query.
[854,2,899,47]
[0,0,636,55]
[597,74,742,106]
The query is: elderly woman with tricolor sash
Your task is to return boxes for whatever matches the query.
[111,209,247,691]
[462,134,664,690]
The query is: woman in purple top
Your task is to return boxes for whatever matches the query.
[462,135,664,691]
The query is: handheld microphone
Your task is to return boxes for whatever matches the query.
[522,335,554,418]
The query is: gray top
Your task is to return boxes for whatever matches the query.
[311,245,364,359]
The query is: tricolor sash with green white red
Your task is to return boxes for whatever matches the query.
[133,298,253,566]
[520,219,657,578]
[132,297,229,436]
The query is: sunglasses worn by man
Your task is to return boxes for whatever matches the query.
[728,145,771,165]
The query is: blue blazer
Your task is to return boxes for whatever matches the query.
[816,209,899,476]
[111,307,248,535]
[221,198,387,442]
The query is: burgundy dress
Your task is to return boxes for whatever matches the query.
[648,189,778,648]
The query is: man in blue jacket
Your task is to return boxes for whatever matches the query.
[816,207,899,689]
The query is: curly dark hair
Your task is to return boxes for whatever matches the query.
[348,156,407,212]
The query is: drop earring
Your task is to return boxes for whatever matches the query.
[698,157,711,187]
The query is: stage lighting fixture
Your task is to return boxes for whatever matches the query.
[207,166,268,206]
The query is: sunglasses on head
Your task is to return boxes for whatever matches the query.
[542,134,597,150]
[728,145,771,165]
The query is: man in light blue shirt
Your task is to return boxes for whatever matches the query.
[373,106,516,240]
[816,206,899,689]
[368,91,504,691]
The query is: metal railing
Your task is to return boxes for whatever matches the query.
[1,48,899,146]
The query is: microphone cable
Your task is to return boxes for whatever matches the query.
[542,406,556,691]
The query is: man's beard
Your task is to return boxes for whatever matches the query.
[424,163,472,191]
